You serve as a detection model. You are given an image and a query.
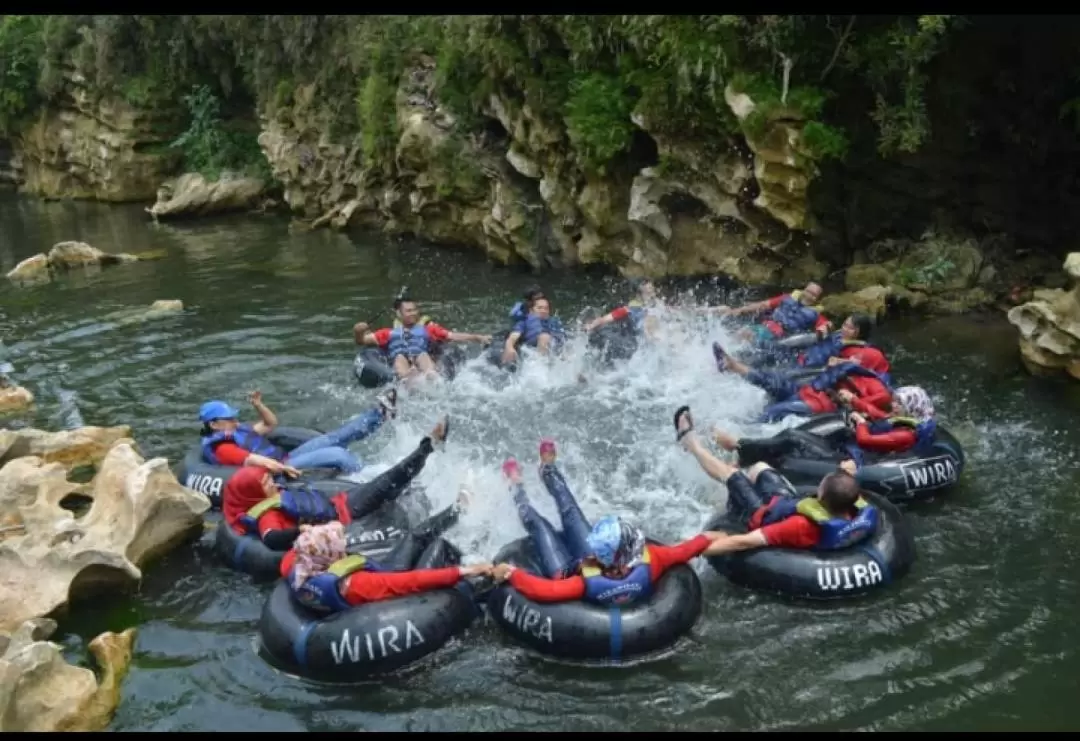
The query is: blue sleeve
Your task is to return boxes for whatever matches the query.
[510,320,526,335]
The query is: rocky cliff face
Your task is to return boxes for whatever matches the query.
[258,59,825,283]
[10,70,181,202]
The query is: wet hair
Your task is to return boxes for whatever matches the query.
[200,423,213,436]
[819,471,861,515]
[849,313,873,341]
[523,285,545,301]
[393,296,417,311]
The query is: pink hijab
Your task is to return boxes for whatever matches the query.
[291,521,348,589]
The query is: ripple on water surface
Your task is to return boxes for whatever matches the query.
[4,195,1080,731]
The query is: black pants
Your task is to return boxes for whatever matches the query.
[736,428,839,469]
[378,502,462,571]
[261,437,435,551]
[724,468,799,528]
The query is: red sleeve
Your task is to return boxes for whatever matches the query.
[850,392,892,419]
[765,294,786,309]
[257,509,295,537]
[508,570,587,602]
[213,442,250,466]
[279,548,296,578]
[646,535,710,582]
[854,423,917,453]
[425,323,451,342]
[342,567,462,605]
[814,313,830,331]
[372,328,392,348]
[759,516,820,549]
[610,305,630,321]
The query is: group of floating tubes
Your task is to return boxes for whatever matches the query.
[176,316,965,681]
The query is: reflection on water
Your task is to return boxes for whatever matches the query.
[3,193,1080,731]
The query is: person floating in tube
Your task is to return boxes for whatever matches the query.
[702,281,831,346]
[199,389,397,477]
[499,296,567,368]
[582,278,661,341]
[508,285,546,325]
[353,295,491,385]
[281,490,494,613]
[707,385,938,472]
[674,407,879,554]
[488,439,724,604]
[221,415,451,551]
[712,318,893,424]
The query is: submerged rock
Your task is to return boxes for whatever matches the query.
[0,617,135,731]
[1008,252,1080,379]
[0,429,209,631]
[147,172,267,219]
[0,384,34,413]
[101,300,185,326]
[5,241,142,286]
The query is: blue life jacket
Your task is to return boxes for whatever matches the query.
[626,300,647,333]
[769,294,821,334]
[844,415,937,467]
[237,483,338,534]
[580,549,653,606]
[799,335,865,368]
[516,314,566,347]
[760,496,879,550]
[288,554,387,613]
[509,301,528,322]
[387,324,431,360]
[201,423,285,466]
[807,358,893,393]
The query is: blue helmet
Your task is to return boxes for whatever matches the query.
[199,400,240,424]
[586,515,646,569]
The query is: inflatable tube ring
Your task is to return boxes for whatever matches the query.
[704,490,916,600]
[486,537,704,663]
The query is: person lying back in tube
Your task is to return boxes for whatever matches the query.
[280,496,494,614]
[675,407,879,553]
[199,390,397,477]
[488,439,724,605]
[353,296,491,384]
[709,385,938,472]
[582,278,661,340]
[713,323,894,424]
[500,296,567,367]
[702,281,831,344]
[221,416,452,551]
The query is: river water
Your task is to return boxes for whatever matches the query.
[2,192,1080,731]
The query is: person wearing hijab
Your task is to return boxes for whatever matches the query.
[222,415,451,551]
[280,492,493,613]
[489,438,723,605]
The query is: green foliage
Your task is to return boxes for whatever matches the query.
[896,256,955,288]
[564,73,637,173]
[170,84,268,180]
[801,121,849,161]
[430,136,488,200]
[0,15,44,135]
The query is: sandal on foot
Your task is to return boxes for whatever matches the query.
[674,405,694,442]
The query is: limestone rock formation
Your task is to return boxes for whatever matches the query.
[0,378,34,413]
[0,431,209,631]
[817,231,996,321]
[6,241,143,285]
[147,172,267,219]
[0,425,132,469]
[11,69,181,202]
[258,60,823,283]
[1008,252,1080,379]
[0,618,135,732]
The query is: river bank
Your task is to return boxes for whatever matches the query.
[3,17,1080,329]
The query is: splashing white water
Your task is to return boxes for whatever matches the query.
[339,300,794,562]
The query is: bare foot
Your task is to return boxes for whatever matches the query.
[711,426,738,451]
[430,415,450,444]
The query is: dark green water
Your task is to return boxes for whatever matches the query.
[2,192,1080,731]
